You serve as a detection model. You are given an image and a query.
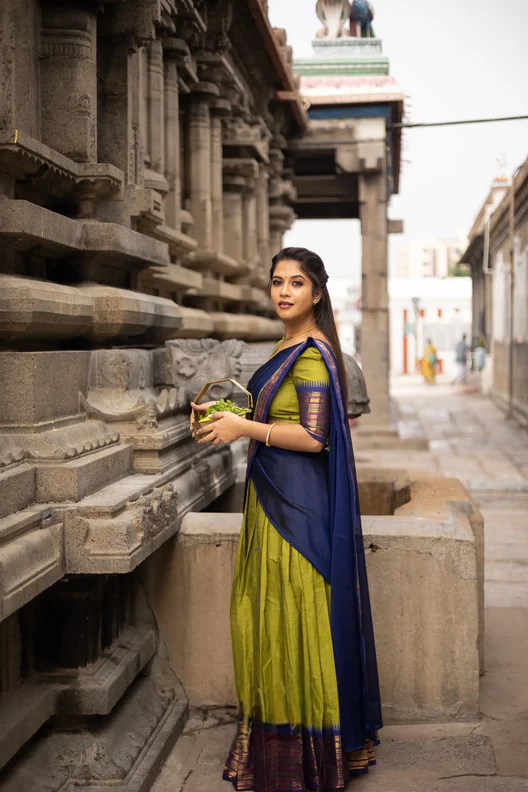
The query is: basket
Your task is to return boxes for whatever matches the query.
[193,378,253,425]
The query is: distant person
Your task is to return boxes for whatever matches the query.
[453,333,469,384]
[473,338,486,372]
[422,339,438,385]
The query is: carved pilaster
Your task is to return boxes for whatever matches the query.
[256,163,271,271]
[40,5,97,163]
[210,98,230,254]
[186,82,219,250]
[222,158,258,271]
[146,40,165,182]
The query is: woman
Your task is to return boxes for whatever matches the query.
[191,247,382,791]
[422,339,437,385]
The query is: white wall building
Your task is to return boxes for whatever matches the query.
[396,236,467,279]
[327,277,362,357]
[389,277,472,375]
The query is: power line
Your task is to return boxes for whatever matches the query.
[392,114,528,130]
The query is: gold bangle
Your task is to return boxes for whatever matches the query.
[265,423,276,447]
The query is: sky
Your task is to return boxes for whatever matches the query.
[268,0,528,281]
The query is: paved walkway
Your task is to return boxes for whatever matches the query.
[152,378,528,792]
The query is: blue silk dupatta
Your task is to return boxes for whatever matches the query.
[245,338,382,752]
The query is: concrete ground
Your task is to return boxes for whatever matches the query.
[152,377,528,792]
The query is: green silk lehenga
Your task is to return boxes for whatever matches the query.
[223,340,381,792]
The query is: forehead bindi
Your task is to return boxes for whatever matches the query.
[273,262,306,281]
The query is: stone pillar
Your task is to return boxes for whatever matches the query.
[222,171,245,266]
[242,177,258,272]
[147,39,164,176]
[256,164,271,270]
[359,169,390,426]
[163,43,181,231]
[210,99,230,253]
[40,5,97,162]
[187,82,219,251]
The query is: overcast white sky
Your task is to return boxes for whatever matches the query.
[268,0,528,280]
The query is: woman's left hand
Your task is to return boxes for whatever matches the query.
[195,411,247,446]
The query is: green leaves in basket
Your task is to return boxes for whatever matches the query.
[198,398,250,422]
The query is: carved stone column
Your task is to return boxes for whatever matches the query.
[269,204,295,258]
[40,5,97,162]
[256,163,271,271]
[222,167,245,267]
[242,172,259,273]
[187,82,219,251]
[163,40,183,232]
[359,168,390,426]
[147,39,164,180]
[210,99,230,253]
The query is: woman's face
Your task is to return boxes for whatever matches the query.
[270,259,319,323]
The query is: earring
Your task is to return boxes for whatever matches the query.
[313,299,319,305]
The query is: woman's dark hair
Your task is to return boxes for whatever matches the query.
[270,246,348,404]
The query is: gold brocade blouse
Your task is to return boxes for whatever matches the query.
[267,346,331,444]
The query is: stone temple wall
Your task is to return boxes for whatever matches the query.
[0,0,304,787]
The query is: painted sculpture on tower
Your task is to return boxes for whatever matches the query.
[350,0,375,37]
[315,0,351,38]
[315,0,375,39]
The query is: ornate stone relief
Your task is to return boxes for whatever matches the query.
[153,338,246,401]
[82,349,187,429]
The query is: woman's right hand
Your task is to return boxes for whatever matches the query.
[189,400,217,437]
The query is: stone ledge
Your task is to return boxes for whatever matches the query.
[200,278,244,302]
[0,129,123,196]
[0,510,64,621]
[188,249,240,277]
[78,284,183,342]
[0,682,55,771]
[51,628,156,716]
[139,263,203,294]
[62,450,235,574]
[0,200,169,268]
[0,275,93,340]
[0,277,183,342]
[176,307,215,338]
[35,444,133,503]
[0,678,188,791]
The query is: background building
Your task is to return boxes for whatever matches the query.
[396,235,468,278]
[461,156,528,424]
[389,277,472,375]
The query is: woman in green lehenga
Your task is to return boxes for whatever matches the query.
[191,248,382,792]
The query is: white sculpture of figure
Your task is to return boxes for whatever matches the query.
[315,0,351,39]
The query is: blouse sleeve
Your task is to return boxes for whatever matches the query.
[292,348,331,444]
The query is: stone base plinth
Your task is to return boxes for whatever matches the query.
[148,470,481,722]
